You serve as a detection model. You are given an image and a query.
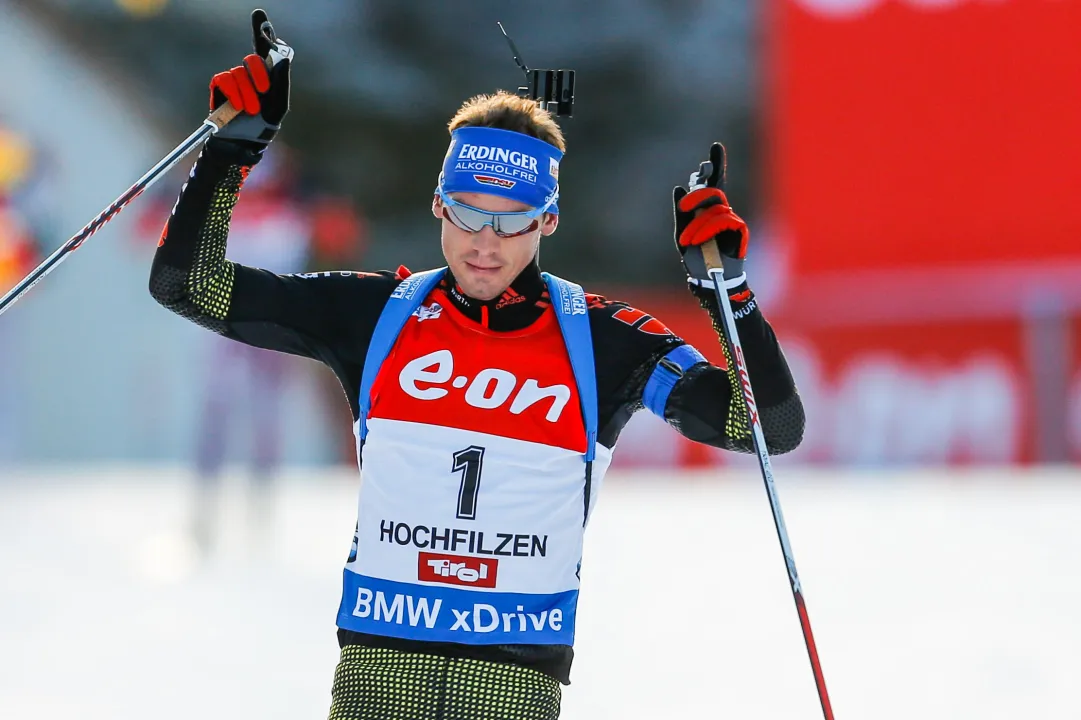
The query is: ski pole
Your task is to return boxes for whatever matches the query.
[690,169,836,719]
[0,101,241,318]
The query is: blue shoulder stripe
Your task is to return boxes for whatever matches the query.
[542,273,598,462]
[357,268,446,441]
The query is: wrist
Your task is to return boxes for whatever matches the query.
[687,272,747,291]
[688,278,756,313]
[206,137,266,167]
[719,255,745,282]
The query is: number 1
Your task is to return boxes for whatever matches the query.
[453,446,485,520]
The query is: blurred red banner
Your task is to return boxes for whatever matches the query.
[605,290,1081,468]
[664,0,1081,468]
[604,1,1081,469]
[766,0,1081,280]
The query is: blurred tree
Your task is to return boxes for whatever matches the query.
[26,0,757,286]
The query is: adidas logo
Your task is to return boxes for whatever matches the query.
[495,288,528,310]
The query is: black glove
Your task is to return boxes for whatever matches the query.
[209,9,293,148]
[672,143,750,288]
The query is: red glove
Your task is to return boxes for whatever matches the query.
[672,143,750,287]
[208,10,292,148]
[676,186,749,260]
[209,54,271,116]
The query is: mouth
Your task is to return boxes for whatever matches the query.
[465,262,502,275]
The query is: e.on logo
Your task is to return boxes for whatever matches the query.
[398,350,571,422]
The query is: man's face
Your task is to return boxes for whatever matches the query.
[433,191,559,302]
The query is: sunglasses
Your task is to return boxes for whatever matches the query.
[435,185,557,239]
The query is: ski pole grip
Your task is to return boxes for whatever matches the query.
[205,102,242,131]
[701,239,725,272]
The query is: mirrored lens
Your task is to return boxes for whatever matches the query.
[444,203,539,238]
[494,215,539,236]
[443,206,480,233]
[445,203,490,232]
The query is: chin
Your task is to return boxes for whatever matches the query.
[458,267,508,301]
[465,282,502,302]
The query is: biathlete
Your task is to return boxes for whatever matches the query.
[148,11,805,720]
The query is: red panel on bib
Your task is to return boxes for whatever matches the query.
[368,288,588,453]
[418,552,499,588]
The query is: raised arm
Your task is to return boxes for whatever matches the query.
[149,139,397,362]
[592,142,804,455]
[668,285,804,454]
[591,289,803,455]
[148,24,398,403]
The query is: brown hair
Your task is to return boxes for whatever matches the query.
[448,90,566,152]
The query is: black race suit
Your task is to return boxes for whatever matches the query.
[149,139,805,720]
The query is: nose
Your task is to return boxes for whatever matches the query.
[471,223,502,253]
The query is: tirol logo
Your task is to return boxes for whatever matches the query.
[398,349,571,422]
[419,552,498,588]
[549,156,559,179]
[473,175,516,189]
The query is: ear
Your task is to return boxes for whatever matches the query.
[431,194,442,220]
[539,212,559,237]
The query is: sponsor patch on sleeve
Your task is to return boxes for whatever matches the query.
[613,306,673,336]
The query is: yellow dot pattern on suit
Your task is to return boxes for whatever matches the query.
[327,645,561,720]
[186,164,243,321]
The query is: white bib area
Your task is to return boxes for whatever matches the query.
[336,273,609,646]
[336,418,611,644]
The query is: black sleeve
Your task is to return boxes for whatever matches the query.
[147,138,399,419]
[591,283,805,455]
[589,297,684,448]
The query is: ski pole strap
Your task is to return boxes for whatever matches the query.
[643,344,708,419]
[357,268,448,443]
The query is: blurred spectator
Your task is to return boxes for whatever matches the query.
[308,194,368,272]
[137,144,364,551]
[0,124,50,463]
[191,147,303,551]
[305,193,371,465]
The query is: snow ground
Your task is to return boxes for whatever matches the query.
[0,466,1077,719]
